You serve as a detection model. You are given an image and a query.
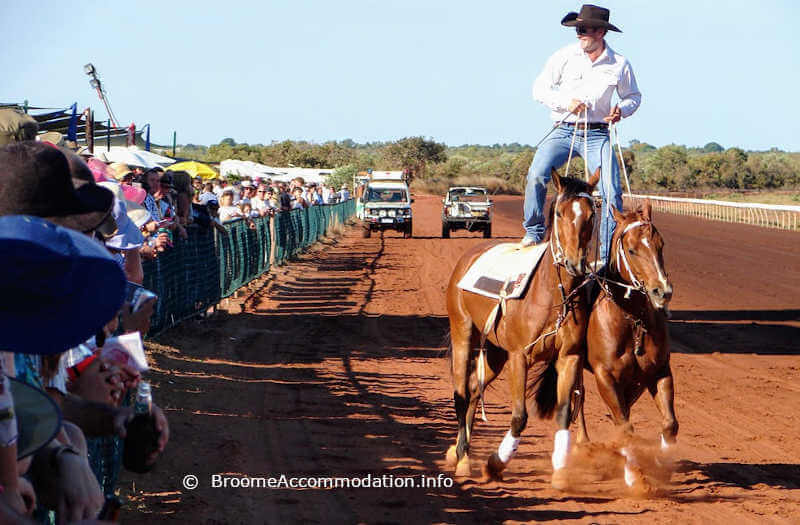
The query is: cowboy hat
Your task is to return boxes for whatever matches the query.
[0,215,126,354]
[561,4,621,32]
[0,142,114,234]
[9,377,62,459]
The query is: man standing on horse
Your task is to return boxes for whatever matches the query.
[522,4,641,267]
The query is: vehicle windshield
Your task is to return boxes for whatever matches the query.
[448,189,487,203]
[366,188,408,203]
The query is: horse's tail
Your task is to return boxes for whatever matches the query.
[528,359,558,419]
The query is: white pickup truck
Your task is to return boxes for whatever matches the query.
[360,172,413,238]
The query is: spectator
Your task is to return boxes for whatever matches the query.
[217,189,245,222]
[251,185,270,216]
[339,185,351,201]
[278,182,292,211]
[170,170,194,226]
[292,187,308,209]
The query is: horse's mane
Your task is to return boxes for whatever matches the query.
[544,175,595,240]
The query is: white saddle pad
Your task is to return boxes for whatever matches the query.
[457,242,548,300]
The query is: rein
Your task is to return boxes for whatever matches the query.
[549,191,595,270]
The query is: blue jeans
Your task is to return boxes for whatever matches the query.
[522,124,622,264]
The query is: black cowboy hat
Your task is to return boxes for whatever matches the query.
[561,4,622,33]
[0,142,114,233]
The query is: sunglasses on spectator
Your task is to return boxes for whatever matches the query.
[576,26,601,35]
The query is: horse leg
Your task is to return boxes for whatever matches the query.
[464,344,508,440]
[551,353,581,490]
[447,325,474,477]
[484,350,527,481]
[574,385,590,444]
[649,367,678,450]
[593,365,632,433]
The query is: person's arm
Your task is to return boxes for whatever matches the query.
[123,249,143,285]
[616,60,641,118]
[57,392,133,438]
[532,49,573,113]
[28,439,104,521]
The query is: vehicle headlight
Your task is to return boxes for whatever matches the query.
[379,209,387,217]
[387,209,396,217]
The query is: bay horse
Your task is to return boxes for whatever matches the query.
[445,169,599,488]
[575,202,676,486]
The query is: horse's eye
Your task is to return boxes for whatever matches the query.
[628,249,635,255]
[556,211,562,218]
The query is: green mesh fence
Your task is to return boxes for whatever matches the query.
[142,200,355,336]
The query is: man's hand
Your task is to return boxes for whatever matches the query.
[112,406,134,438]
[146,405,170,464]
[69,360,125,407]
[54,451,104,524]
[154,233,170,252]
[17,477,36,516]
[119,298,155,337]
[603,104,621,124]
[568,99,586,114]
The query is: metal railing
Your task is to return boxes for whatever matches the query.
[623,194,800,231]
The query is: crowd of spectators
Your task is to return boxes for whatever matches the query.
[0,111,354,522]
[194,175,351,227]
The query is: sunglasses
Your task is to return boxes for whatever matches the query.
[576,26,600,35]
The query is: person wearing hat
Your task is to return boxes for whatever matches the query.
[521,4,641,267]
[0,214,129,520]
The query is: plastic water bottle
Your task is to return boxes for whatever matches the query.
[134,381,152,415]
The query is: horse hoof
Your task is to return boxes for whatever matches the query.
[455,455,471,478]
[445,445,458,466]
[551,468,570,491]
[482,453,505,481]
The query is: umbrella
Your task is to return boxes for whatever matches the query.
[166,161,218,180]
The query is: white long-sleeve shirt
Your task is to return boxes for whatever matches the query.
[533,42,641,124]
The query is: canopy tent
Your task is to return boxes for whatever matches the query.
[93,146,175,169]
[219,159,333,185]
[166,161,218,180]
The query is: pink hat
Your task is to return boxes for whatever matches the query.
[87,158,112,183]
[121,183,146,205]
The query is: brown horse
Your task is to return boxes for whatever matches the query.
[576,202,676,486]
[445,169,599,488]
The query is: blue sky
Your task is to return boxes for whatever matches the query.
[2,1,798,150]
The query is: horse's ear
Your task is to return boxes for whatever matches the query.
[641,200,653,221]
[551,168,562,191]
[587,167,601,189]
[610,203,625,224]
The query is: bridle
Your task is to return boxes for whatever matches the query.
[611,220,650,298]
[549,191,595,273]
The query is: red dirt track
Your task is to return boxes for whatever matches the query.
[124,194,800,523]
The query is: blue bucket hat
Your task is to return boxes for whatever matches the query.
[0,215,126,354]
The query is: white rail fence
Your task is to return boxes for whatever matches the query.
[622,194,800,231]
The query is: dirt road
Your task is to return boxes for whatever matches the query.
[123,194,800,524]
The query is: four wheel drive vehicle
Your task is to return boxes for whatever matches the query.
[361,181,413,238]
[441,187,492,238]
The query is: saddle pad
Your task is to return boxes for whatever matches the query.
[457,242,548,300]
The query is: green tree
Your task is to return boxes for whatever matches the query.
[381,137,447,184]
[327,164,359,190]
[701,142,724,153]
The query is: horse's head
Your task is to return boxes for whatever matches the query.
[610,201,673,310]
[549,168,600,277]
